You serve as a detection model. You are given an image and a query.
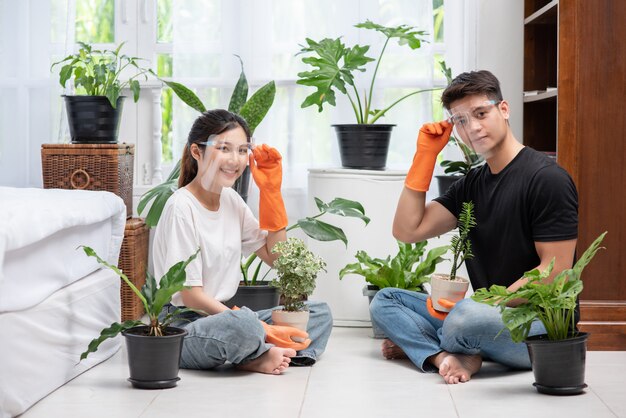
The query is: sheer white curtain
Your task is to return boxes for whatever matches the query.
[0,0,74,187]
[168,0,439,220]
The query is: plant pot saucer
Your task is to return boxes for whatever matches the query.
[128,377,180,389]
[533,382,587,396]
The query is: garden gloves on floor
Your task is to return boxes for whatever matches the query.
[249,144,288,231]
[405,121,453,192]
[426,297,457,320]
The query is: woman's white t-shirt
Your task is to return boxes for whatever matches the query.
[152,187,267,306]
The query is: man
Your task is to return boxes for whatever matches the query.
[369,70,578,384]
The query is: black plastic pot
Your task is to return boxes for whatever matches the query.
[333,124,395,170]
[525,332,589,395]
[122,326,187,389]
[64,95,124,143]
[224,284,280,311]
[362,285,385,339]
[435,175,462,195]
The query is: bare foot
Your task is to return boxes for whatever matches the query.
[381,339,408,359]
[237,347,296,375]
[431,351,482,384]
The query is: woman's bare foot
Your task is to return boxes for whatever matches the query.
[237,347,296,375]
[430,351,482,384]
[381,339,408,359]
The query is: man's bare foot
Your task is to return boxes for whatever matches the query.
[381,339,408,359]
[430,351,482,384]
[237,347,296,375]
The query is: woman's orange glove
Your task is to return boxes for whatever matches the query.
[426,297,456,320]
[260,321,311,351]
[249,144,288,231]
[405,121,453,192]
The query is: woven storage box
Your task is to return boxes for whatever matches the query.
[41,143,134,218]
[118,218,149,321]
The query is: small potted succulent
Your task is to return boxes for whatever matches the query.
[472,232,607,395]
[297,20,436,169]
[429,201,475,312]
[79,246,200,389]
[270,237,327,332]
[51,42,154,143]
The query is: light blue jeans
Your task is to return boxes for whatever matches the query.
[369,288,546,372]
[160,301,332,369]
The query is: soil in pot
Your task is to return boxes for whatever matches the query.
[525,332,589,395]
[122,326,187,389]
[429,274,470,312]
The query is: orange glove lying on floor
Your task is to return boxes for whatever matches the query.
[405,121,453,192]
[260,321,311,351]
[249,144,288,231]
[426,297,457,321]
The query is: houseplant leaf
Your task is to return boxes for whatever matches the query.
[161,80,206,113]
[228,55,249,114]
[239,80,276,134]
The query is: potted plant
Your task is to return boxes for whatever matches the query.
[270,237,327,332]
[51,41,154,143]
[339,240,449,337]
[297,20,436,169]
[78,246,200,389]
[430,201,476,312]
[226,197,370,311]
[472,232,607,395]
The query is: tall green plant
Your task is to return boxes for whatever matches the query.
[472,232,607,342]
[449,201,476,280]
[297,20,436,124]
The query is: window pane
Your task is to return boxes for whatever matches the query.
[157,0,173,43]
[75,0,115,44]
[157,53,173,77]
[433,0,444,43]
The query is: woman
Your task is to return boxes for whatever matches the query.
[152,109,332,375]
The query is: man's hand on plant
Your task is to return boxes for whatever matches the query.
[405,121,453,192]
[426,297,456,320]
[249,144,288,231]
[260,321,311,351]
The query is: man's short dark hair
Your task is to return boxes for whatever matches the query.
[441,70,504,110]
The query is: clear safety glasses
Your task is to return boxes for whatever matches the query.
[445,99,502,156]
[197,136,255,159]
[195,135,254,193]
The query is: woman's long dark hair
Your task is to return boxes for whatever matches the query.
[179,109,252,188]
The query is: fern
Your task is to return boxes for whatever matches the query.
[450,201,476,280]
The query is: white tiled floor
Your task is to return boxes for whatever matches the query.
[22,327,626,418]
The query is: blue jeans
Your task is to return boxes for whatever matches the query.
[160,301,332,369]
[369,288,546,372]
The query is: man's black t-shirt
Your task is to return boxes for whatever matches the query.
[434,147,578,291]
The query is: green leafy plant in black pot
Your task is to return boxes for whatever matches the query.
[471,231,607,395]
[51,41,154,143]
[79,246,200,389]
[297,20,437,169]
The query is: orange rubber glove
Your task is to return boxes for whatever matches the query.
[260,321,312,351]
[405,121,453,192]
[249,144,288,231]
[426,297,457,320]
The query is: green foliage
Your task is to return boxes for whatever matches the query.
[449,201,476,280]
[51,42,154,108]
[79,246,200,360]
[137,159,181,228]
[472,232,607,342]
[241,197,370,286]
[271,238,326,312]
[339,241,449,292]
[297,20,434,124]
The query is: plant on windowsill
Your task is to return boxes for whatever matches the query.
[269,237,326,332]
[137,55,275,225]
[471,232,607,395]
[51,41,154,143]
[429,201,476,312]
[297,20,438,169]
[78,246,200,389]
[338,240,448,338]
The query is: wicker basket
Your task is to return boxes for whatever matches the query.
[119,218,149,321]
[41,143,134,218]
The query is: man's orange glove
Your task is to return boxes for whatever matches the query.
[249,144,288,231]
[426,297,457,320]
[260,321,311,351]
[405,121,453,192]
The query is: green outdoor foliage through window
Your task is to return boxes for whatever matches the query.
[75,0,114,44]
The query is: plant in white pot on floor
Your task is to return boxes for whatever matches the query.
[430,201,476,311]
[270,237,326,334]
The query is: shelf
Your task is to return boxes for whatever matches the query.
[525,0,558,25]
[523,89,557,102]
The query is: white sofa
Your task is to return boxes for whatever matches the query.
[0,187,126,418]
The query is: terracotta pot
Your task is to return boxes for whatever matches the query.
[271,309,310,341]
[429,273,470,312]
